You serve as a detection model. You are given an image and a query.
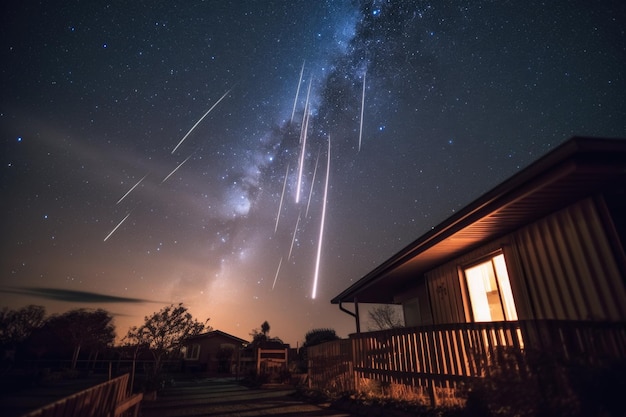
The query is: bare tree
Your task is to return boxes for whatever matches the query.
[367,304,404,331]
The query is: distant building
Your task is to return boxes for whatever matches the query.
[182,330,248,374]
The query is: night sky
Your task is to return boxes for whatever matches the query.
[2,1,625,346]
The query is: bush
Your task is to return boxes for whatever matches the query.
[462,347,626,417]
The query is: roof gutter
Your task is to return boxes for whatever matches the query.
[339,299,360,334]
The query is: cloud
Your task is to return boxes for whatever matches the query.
[0,287,164,304]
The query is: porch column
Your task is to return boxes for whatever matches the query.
[354,297,360,334]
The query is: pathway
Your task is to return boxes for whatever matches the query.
[140,377,354,417]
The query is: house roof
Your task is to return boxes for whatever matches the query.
[331,136,626,305]
[184,329,249,345]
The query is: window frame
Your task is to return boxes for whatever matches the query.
[460,250,518,323]
[185,343,201,360]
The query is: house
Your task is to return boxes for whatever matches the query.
[313,136,626,406]
[182,330,248,374]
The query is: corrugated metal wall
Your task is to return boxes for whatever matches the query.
[426,241,504,324]
[424,197,626,324]
[513,197,626,321]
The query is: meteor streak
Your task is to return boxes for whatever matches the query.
[296,78,313,203]
[312,135,330,299]
[305,147,321,218]
[290,61,305,124]
[358,71,366,152]
[162,154,193,183]
[287,212,301,261]
[272,257,283,290]
[299,77,313,144]
[116,174,148,205]
[275,163,289,234]
[103,212,131,242]
[171,88,232,154]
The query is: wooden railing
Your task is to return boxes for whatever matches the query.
[352,321,525,384]
[22,373,142,417]
[308,320,626,401]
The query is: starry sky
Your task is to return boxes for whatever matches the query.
[2,1,625,347]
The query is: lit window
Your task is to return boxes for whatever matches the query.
[464,253,518,322]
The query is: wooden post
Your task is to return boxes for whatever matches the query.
[236,347,240,381]
[351,336,359,393]
[354,298,361,334]
[130,357,136,394]
[284,347,288,375]
[428,379,438,407]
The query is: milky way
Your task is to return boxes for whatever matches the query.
[1,0,625,345]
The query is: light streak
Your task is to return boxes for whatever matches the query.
[290,61,305,124]
[312,135,330,299]
[103,212,131,242]
[161,154,193,183]
[275,163,289,234]
[171,88,232,154]
[288,212,301,261]
[299,76,313,144]
[296,78,313,204]
[116,174,148,205]
[272,257,283,290]
[358,71,366,152]
[305,147,321,218]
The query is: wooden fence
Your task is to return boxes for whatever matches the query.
[308,320,626,405]
[307,338,353,392]
[22,373,142,417]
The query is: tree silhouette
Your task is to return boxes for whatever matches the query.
[249,321,285,350]
[124,303,208,379]
[0,305,46,349]
[28,308,115,369]
[261,321,270,337]
[302,328,339,348]
[0,305,46,367]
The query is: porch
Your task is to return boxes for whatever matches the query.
[307,320,626,407]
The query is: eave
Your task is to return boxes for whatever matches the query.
[331,136,626,305]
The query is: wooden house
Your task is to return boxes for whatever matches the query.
[182,330,248,374]
[312,137,626,406]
